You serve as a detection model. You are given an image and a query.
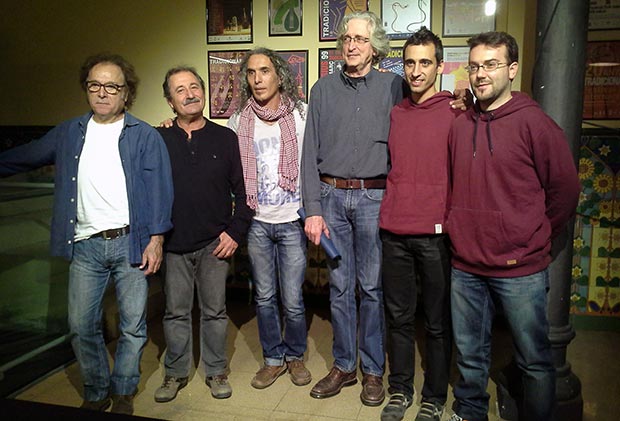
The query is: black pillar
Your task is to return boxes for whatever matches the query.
[533,0,586,419]
[496,1,587,420]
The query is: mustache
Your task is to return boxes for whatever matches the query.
[183,97,201,105]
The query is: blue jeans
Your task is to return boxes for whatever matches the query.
[451,268,555,421]
[162,239,229,378]
[68,235,148,401]
[320,182,385,376]
[248,219,307,366]
[381,231,451,402]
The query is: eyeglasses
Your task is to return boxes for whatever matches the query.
[86,81,125,95]
[464,61,510,74]
[341,35,370,45]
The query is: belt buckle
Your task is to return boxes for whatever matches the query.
[102,228,121,240]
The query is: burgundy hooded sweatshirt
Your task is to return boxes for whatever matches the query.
[447,92,580,277]
[380,91,462,235]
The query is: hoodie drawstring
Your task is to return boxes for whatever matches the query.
[486,112,494,155]
[472,113,479,157]
[472,112,494,157]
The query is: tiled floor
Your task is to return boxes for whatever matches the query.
[15,296,620,420]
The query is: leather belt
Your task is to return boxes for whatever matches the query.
[320,176,386,189]
[92,225,130,240]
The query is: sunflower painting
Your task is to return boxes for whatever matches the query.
[571,130,620,318]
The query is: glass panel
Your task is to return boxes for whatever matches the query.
[0,127,73,397]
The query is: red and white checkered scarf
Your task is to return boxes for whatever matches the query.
[237,96,298,210]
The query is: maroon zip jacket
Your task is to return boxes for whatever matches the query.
[380,91,462,235]
[447,92,580,277]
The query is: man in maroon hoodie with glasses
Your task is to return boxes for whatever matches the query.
[446,32,580,421]
[379,27,463,421]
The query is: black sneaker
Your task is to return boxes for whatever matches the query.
[380,393,412,421]
[416,401,444,421]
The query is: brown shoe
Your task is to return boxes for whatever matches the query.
[110,394,134,415]
[80,396,111,411]
[287,360,312,386]
[251,364,287,389]
[310,366,357,399]
[360,373,385,406]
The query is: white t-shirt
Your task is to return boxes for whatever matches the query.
[228,104,307,224]
[74,117,129,241]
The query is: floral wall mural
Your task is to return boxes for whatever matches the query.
[571,130,620,317]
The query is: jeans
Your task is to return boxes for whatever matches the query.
[451,268,555,421]
[162,239,229,378]
[320,181,385,376]
[381,231,451,403]
[68,235,148,401]
[248,219,307,366]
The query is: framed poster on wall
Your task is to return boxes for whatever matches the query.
[379,48,404,77]
[583,41,620,119]
[269,0,303,36]
[588,0,620,30]
[318,48,344,78]
[382,0,431,40]
[440,46,470,93]
[442,0,495,37]
[276,50,309,101]
[207,50,248,118]
[319,0,368,41]
[206,0,253,44]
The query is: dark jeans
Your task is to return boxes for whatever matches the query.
[381,231,452,403]
[451,268,554,421]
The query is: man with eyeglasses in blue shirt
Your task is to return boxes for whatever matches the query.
[0,53,173,415]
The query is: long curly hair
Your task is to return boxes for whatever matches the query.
[236,47,305,116]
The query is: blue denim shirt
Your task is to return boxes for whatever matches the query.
[0,112,173,264]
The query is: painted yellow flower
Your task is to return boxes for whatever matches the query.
[578,158,594,180]
[570,293,581,303]
[598,144,611,157]
[571,265,582,278]
[594,174,613,194]
[600,201,613,219]
[579,192,588,205]
[573,237,585,249]
[598,231,610,242]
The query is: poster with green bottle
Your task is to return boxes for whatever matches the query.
[269,0,302,36]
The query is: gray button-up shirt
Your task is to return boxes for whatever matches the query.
[301,68,405,216]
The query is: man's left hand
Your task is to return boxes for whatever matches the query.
[213,232,238,259]
[140,234,164,275]
[450,88,474,110]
